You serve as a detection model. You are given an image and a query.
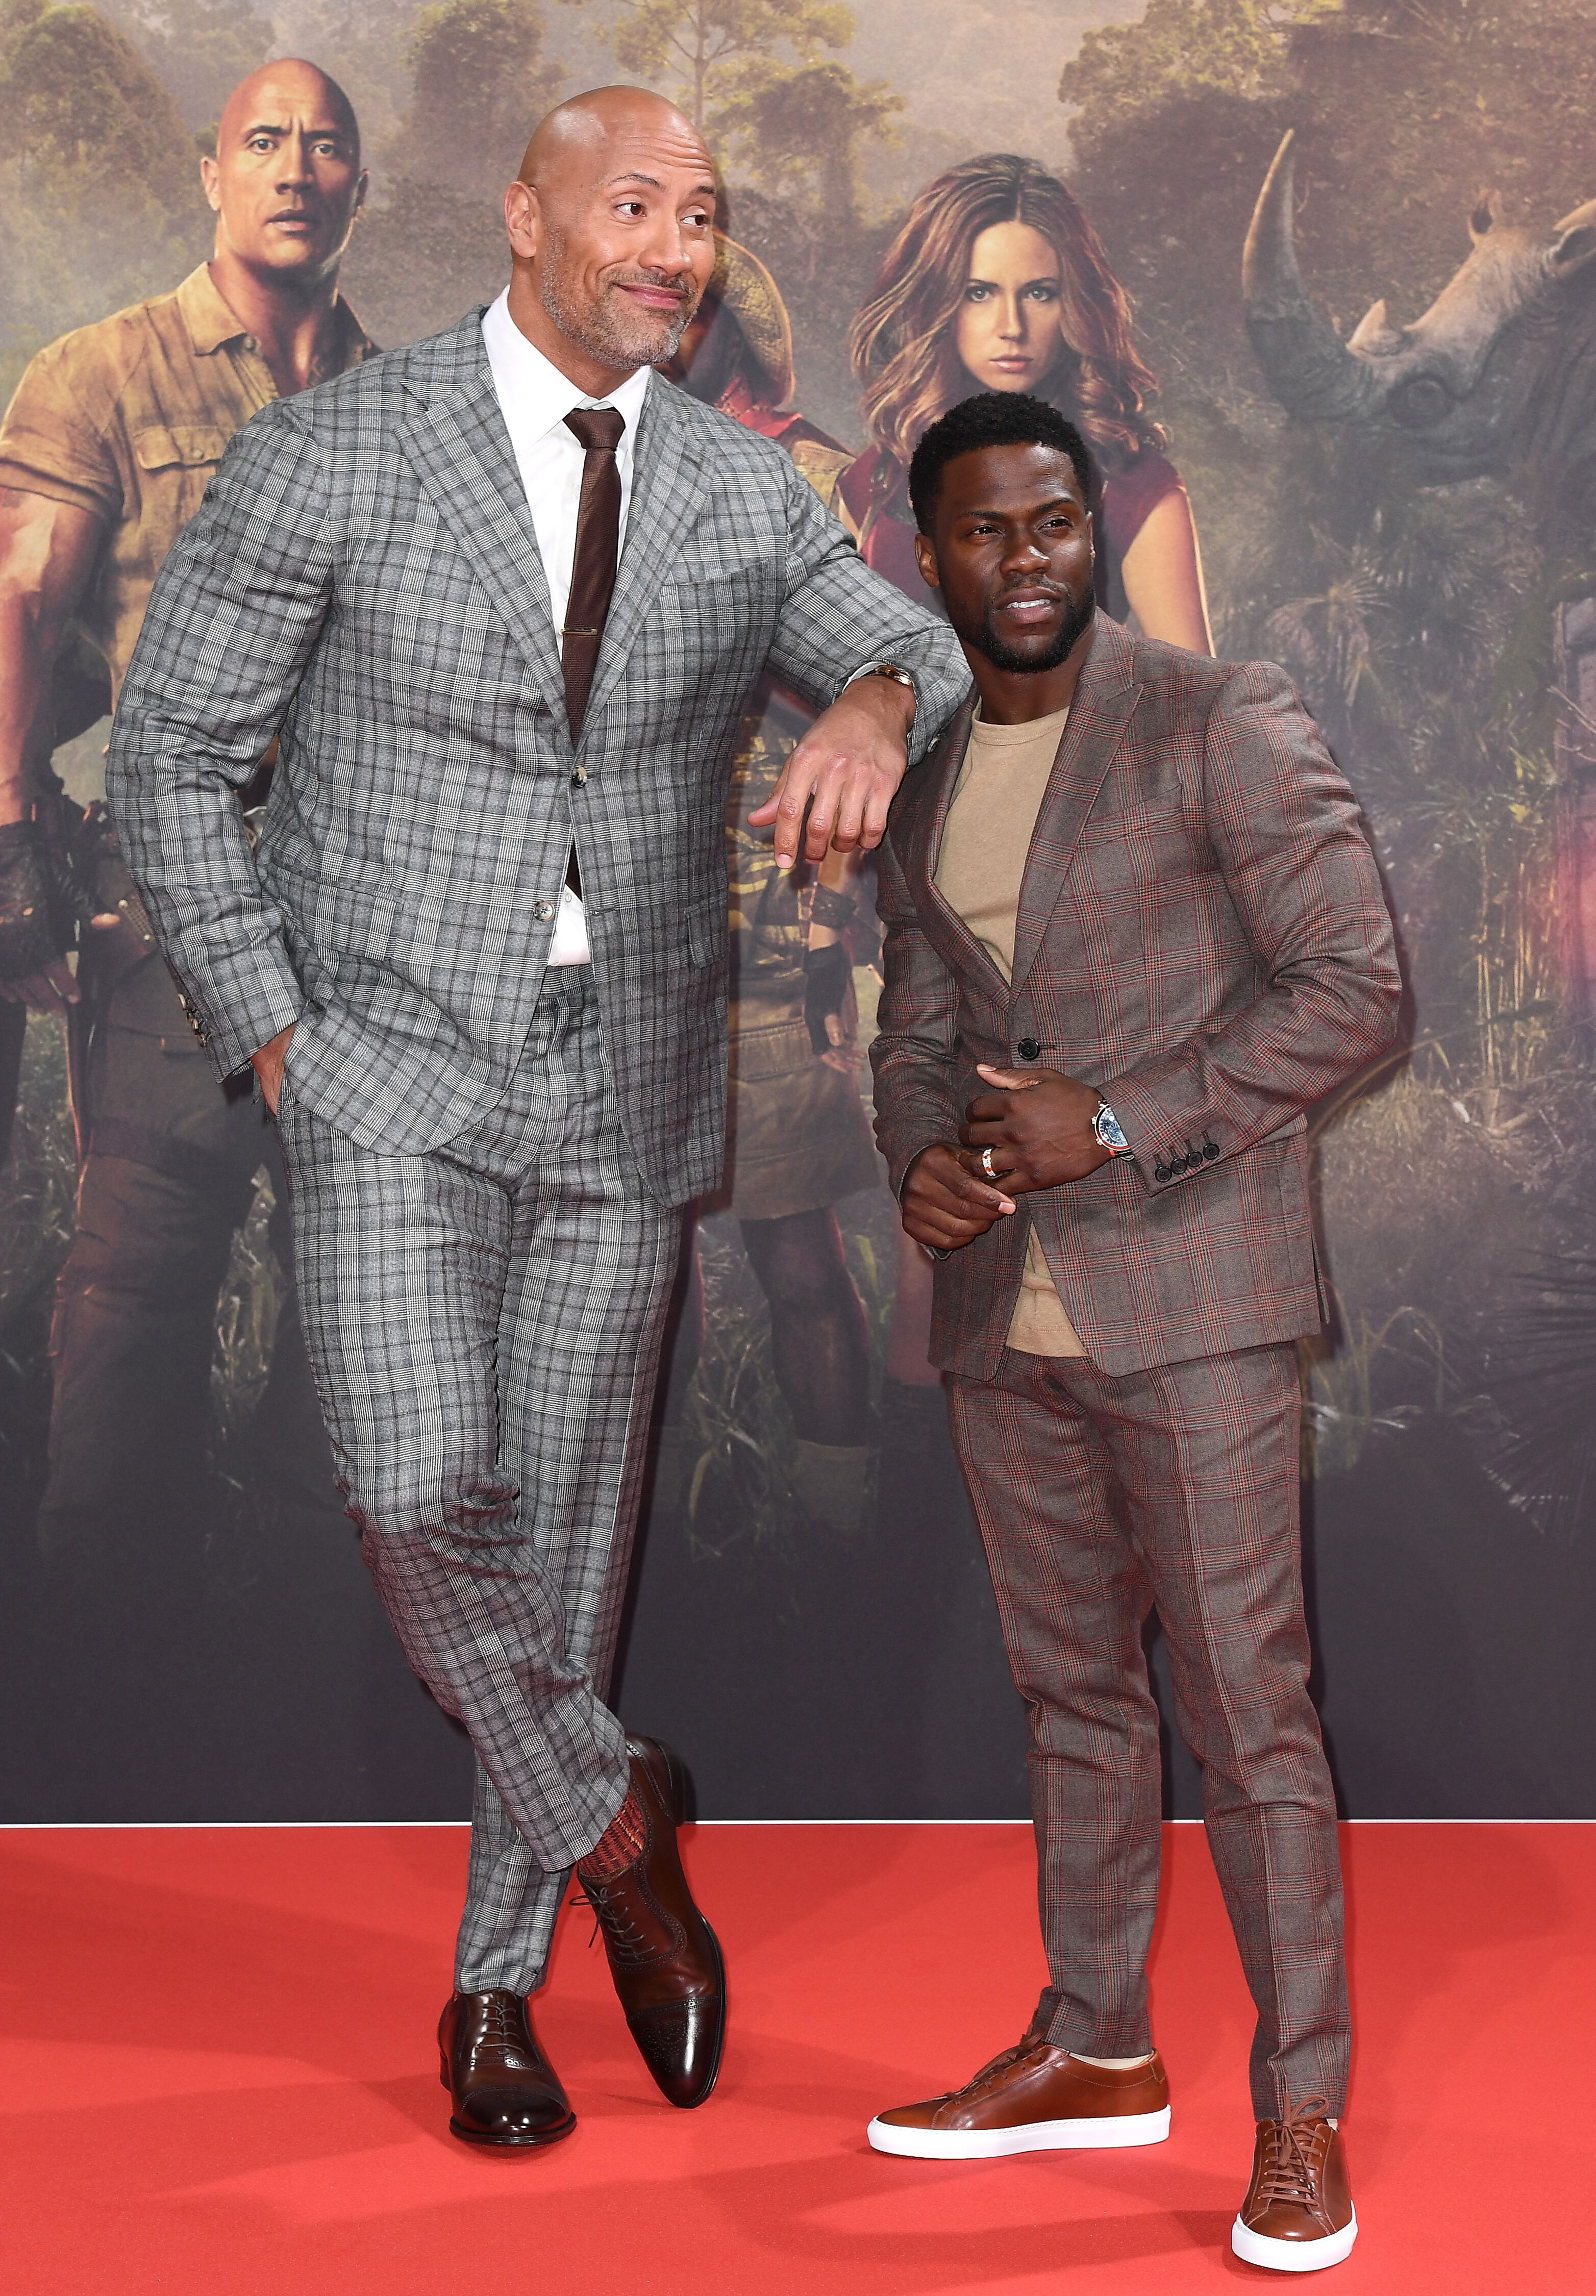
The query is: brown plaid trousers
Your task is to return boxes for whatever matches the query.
[870,614,1402,2117]
[949,1343,1346,2116]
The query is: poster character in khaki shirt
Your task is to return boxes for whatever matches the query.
[0,63,370,1642]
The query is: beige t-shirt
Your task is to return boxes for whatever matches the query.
[933,704,1088,1358]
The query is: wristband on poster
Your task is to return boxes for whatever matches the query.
[808,882,858,933]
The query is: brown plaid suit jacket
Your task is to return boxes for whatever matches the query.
[870,614,1403,1380]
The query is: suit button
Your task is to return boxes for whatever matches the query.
[1203,1139,1220,1162]
[1016,1037,1040,1062]
[571,766,587,785]
[1154,1162,1171,1184]
[534,899,556,922]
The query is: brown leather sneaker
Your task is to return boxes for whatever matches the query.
[580,1736,726,2109]
[1232,2101,1357,2272]
[437,1989,576,2149]
[867,2033,1170,2160]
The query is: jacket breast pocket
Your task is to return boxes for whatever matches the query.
[660,558,782,639]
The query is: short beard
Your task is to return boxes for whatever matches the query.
[962,588,1096,676]
[540,231,696,371]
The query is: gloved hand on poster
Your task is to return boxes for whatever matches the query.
[804,938,860,1070]
[0,811,120,1013]
[0,819,62,985]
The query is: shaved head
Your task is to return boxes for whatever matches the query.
[217,59,359,159]
[203,57,365,293]
[517,86,709,193]
[502,85,719,393]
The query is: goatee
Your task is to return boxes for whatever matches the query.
[966,588,1095,676]
[541,236,697,370]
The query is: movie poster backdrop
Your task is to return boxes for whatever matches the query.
[2,0,1592,1820]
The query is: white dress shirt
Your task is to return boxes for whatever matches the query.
[481,289,653,966]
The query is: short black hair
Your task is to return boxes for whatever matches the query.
[908,393,1092,533]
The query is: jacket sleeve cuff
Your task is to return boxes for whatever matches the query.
[177,942,304,1082]
[835,646,968,766]
[1105,1076,1222,1194]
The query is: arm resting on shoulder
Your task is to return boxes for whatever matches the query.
[766,453,967,758]
[750,454,969,864]
[106,406,337,1081]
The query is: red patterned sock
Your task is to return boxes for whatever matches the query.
[577,1788,648,1882]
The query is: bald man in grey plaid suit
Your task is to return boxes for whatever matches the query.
[107,90,967,2147]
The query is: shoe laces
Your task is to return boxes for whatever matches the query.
[1254,2098,1335,2216]
[937,2030,1048,2107]
[473,1992,525,2061]
[579,1874,654,1967]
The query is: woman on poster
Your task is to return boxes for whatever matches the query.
[843,150,1211,648]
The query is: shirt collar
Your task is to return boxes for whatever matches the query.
[176,263,376,364]
[482,287,651,440]
[178,265,251,355]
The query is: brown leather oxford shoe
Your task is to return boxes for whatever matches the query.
[1232,2101,1357,2272]
[868,2033,1170,2159]
[437,1988,576,2149]
[581,1737,726,2109]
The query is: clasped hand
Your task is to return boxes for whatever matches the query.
[900,1065,1111,1253]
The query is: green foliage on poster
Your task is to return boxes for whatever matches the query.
[396,0,564,200]
[579,0,854,129]
[0,0,207,383]
[102,0,272,136]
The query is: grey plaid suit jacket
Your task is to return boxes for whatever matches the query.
[106,312,966,1200]
[870,614,1403,1380]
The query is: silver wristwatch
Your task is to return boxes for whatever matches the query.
[1093,1097,1133,1158]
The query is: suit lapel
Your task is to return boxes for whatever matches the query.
[396,320,568,728]
[579,382,709,732]
[1009,617,1143,995]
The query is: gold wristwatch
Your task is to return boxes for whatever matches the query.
[844,661,917,705]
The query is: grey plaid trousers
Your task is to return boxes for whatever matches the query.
[947,1341,1350,2119]
[276,971,682,1992]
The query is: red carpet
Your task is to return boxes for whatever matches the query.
[1,1820,1589,2292]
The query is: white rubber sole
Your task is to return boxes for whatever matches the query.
[866,2105,1170,2160]
[1231,2207,1357,2273]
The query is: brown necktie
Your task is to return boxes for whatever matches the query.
[561,405,626,744]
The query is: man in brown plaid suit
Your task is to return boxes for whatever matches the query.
[865,394,1401,2275]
